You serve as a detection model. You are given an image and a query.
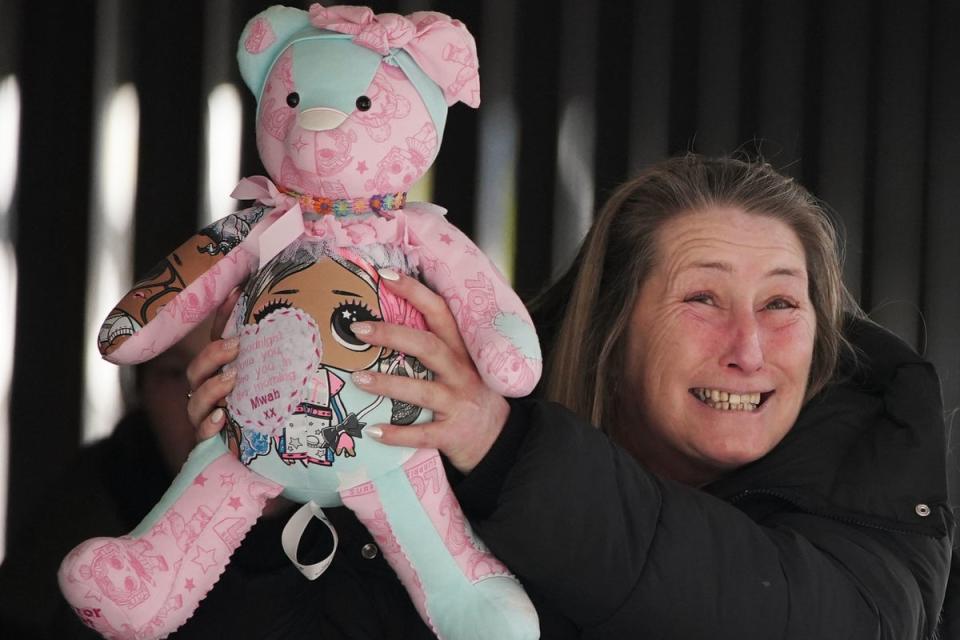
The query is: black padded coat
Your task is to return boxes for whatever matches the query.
[457,318,956,639]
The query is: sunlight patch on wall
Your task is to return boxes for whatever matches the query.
[0,73,21,564]
[83,83,140,443]
[204,82,243,225]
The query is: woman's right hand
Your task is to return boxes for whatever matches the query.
[185,289,242,442]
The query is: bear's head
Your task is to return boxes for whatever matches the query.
[237,4,479,202]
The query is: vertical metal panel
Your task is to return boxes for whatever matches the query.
[8,1,96,546]
[594,2,636,202]
[201,0,245,226]
[866,0,929,347]
[82,0,140,444]
[667,0,699,154]
[923,0,960,413]
[429,0,481,235]
[551,0,598,276]
[630,0,675,170]
[695,0,743,156]
[815,0,871,303]
[474,0,519,278]
[753,0,807,175]
[130,2,206,276]
[513,4,561,299]
[0,0,20,567]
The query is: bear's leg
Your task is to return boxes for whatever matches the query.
[58,437,282,640]
[341,449,539,640]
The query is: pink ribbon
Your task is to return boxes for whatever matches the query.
[307,4,480,108]
[231,175,298,211]
[231,176,306,265]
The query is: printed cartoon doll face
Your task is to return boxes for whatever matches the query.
[88,543,151,607]
[247,255,385,372]
[100,223,239,355]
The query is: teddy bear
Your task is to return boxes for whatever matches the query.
[58,5,541,639]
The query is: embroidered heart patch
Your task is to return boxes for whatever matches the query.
[226,307,322,437]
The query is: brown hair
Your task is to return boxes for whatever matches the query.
[534,154,860,439]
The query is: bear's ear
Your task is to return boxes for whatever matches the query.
[237,5,311,98]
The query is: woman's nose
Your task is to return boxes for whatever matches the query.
[722,310,764,373]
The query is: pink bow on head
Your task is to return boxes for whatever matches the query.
[308,3,480,108]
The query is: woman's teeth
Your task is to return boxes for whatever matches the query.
[692,388,762,412]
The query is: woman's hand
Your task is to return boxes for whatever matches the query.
[349,269,510,474]
[185,287,242,442]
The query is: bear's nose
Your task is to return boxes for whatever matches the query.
[298,107,349,131]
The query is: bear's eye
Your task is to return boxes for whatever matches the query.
[286,92,300,108]
[356,95,371,112]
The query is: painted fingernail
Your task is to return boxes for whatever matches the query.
[220,368,237,382]
[351,322,373,336]
[352,371,373,386]
[365,425,383,439]
[211,408,225,424]
[378,268,400,281]
[223,336,240,350]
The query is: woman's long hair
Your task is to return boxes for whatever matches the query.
[532,154,861,440]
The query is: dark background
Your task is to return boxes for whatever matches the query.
[1,0,958,556]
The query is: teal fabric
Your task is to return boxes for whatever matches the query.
[494,312,543,361]
[237,6,312,96]
[129,436,228,538]
[389,49,448,141]
[374,469,538,639]
[287,36,383,120]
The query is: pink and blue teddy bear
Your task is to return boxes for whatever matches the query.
[58,5,541,639]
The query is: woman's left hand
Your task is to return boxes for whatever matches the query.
[349,270,510,474]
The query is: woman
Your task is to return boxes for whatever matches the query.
[188,155,954,638]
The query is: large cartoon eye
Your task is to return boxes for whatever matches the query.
[253,298,292,324]
[355,95,371,111]
[331,300,379,351]
[286,92,300,108]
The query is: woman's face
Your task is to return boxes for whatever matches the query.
[619,207,816,486]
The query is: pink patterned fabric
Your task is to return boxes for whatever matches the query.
[59,455,282,639]
[308,4,479,107]
[105,243,260,365]
[243,16,276,54]
[403,205,543,396]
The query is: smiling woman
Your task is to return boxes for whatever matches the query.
[438,154,953,638]
[617,207,818,486]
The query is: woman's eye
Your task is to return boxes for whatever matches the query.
[684,293,715,306]
[253,298,292,324]
[764,298,797,311]
[331,301,380,351]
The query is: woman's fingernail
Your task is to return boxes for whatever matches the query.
[365,425,383,439]
[220,368,237,382]
[223,336,240,350]
[211,408,225,424]
[378,268,400,281]
[351,322,373,336]
[352,371,373,386]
